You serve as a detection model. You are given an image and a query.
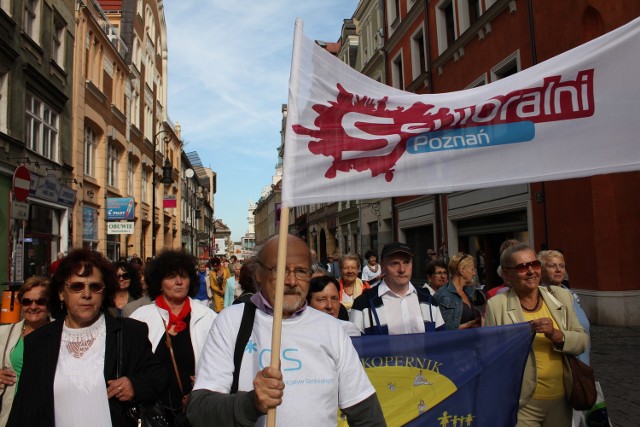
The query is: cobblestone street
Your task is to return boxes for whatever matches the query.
[590,325,640,426]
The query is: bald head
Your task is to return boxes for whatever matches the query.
[256,234,313,318]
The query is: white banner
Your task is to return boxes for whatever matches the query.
[282,18,640,207]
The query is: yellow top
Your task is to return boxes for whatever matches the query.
[522,301,565,400]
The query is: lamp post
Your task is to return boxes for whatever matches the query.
[151,129,174,257]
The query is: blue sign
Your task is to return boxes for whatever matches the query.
[106,197,135,220]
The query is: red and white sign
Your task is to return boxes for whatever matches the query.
[12,166,31,202]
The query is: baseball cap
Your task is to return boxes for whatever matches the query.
[380,242,414,260]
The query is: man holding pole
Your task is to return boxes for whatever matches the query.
[187,234,385,426]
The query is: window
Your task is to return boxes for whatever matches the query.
[25,93,59,161]
[52,15,65,65]
[127,156,134,196]
[411,28,426,80]
[0,72,7,133]
[23,0,40,41]
[141,165,148,203]
[436,0,455,54]
[84,125,97,177]
[491,52,520,82]
[387,0,400,28]
[391,53,404,90]
[107,142,119,187]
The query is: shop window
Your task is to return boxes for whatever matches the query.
[25,93,59,162]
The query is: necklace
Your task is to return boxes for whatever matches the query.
[521,292,541,312]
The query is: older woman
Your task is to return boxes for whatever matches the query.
[338,254,370,311]
[360,250,381,283]
[223,262,242,308]
[7,249,166,427]
[0,277,50,425]
[434,253,484,330]
[109,261,142,317]
[485,243,589,427]
[130,249,216,423]
[307,276,356,330]
[232,261,258,305]
[538,250,591,366]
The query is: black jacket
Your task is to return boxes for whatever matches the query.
[7,314,168,427]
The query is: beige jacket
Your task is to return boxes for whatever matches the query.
[0,320,24,426]
[484,285,589,407]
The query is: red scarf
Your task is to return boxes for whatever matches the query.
[155,295,191,333]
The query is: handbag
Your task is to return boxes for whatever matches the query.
[117,317,170,427]
[567,354,597,410]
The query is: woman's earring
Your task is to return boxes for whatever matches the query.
[60,300,65,311]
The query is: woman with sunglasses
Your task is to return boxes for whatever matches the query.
[485,243,588,427]
[109,261,142,318]
[7,249,166,427]
[434,253,484,330]
[0,276,50,426]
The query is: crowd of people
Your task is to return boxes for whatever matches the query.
[0,238,590,427]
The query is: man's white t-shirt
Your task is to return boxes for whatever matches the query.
[193,304,375,426]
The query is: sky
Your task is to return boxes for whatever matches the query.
[163,1,359,240]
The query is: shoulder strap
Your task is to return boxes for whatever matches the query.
[231,302,256,394]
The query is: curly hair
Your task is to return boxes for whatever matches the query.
[144,249,199,300]
[48,249,118,319]
[112,260,142,299]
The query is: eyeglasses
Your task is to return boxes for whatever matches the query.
[65,282,106,293]
[21,297,48,306]
[116,273,131,280]
[504,260,542,274]
[432,271,448,276]
[544,263,566,270]
[257,261,313,281]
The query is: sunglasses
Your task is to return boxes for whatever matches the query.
[65,282,106,293]
[21,297,48,306]
[116,273,131,280]
[504,260,542,274]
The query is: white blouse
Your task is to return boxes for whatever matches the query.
[54,314,112,427]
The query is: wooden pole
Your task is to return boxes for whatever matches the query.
[266,206,290,427]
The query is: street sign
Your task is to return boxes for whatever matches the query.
[12,166,31,202]
[107,222,135,235]
[11,201,29,220]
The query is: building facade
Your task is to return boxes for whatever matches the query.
[1,0,75,281]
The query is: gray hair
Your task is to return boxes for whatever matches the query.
[500,243,535,269]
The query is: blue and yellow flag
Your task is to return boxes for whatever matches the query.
[349,323,534,427]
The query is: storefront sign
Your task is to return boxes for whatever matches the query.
[57,186,77,207]
[34,174,61,201]
[106,197,135,220]
[11,201,29,220]
[107,222,134,235]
